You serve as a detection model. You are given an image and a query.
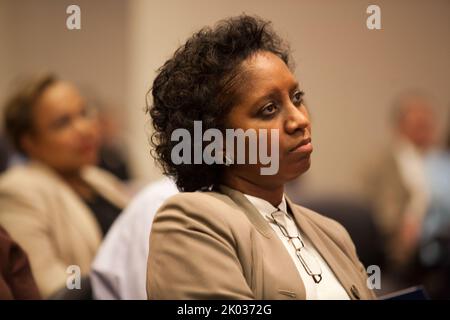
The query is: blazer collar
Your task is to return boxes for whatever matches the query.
[28,160,127,209]
[27,160,103,254]
[218,185,273,238]
[218,185,307,298]
[219,184,359,299]
[286,196,359,299]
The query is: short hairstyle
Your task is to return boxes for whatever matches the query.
[390,89,434,126]
[148,15,291,192]
[3,74,57,154]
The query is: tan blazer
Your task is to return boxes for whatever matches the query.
[147,185,376,300]
[0,161,129,298]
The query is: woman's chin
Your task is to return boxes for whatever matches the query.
[82,152,99,166]
[285,158,311,180]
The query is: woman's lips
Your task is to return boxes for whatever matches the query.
[290,138,313,154]
[78,142,97,154]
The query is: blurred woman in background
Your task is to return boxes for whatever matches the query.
[0,74,129,298]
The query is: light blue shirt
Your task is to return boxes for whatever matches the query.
[423,151,450,241]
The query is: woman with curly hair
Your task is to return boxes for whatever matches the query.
[146,15,376,300]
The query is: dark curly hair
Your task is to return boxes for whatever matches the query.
[148,15,292,192]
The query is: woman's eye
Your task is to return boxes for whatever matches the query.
[80,106,96,119]
[260,103,278,117]
[292,90,304,106]
[51,116,71,130]
[80,108,94,120]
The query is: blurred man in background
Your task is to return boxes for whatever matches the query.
[419,110,450,298]
[369,91,438,285]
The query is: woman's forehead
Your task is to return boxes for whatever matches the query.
[36,83,85,113]
[239,52,298,96]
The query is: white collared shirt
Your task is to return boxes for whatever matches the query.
[243,193,350,300]
[394,137,430,223]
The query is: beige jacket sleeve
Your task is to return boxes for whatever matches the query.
[146,195,254,300]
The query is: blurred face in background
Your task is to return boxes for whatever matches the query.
[397,97,437,151]
[22,82,100,174]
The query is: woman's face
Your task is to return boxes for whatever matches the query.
[23,82,100,173]
[224,51,312,189]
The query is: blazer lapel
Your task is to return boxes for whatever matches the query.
[217,185,309,299]
[81,166,128,209]
[216,186,370,299]
[29,161,103,255]
[285,195,360,299]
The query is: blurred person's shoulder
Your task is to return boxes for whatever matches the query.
[372,144,397,167]
[365,144,399,187]
[125,177,179,213]
[81,165,125,187]
[0,161,59,194]
[91,178,179,299]
[100,177,179,240]
[0,162,129,205]
[81,165,130,208]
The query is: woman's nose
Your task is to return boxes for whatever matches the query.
[73,116,94,135]
[285,105,310,135]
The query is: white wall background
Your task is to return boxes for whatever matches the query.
[124,0,450,196]
[0,0,127,130]
[2,0,449,197]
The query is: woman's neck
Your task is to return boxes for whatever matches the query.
[222,173,284,207]
[59,169,94,200]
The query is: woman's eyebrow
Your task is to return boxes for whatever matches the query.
[248,80,301,109]
[290,81,300,92]
[250,91,279,108]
